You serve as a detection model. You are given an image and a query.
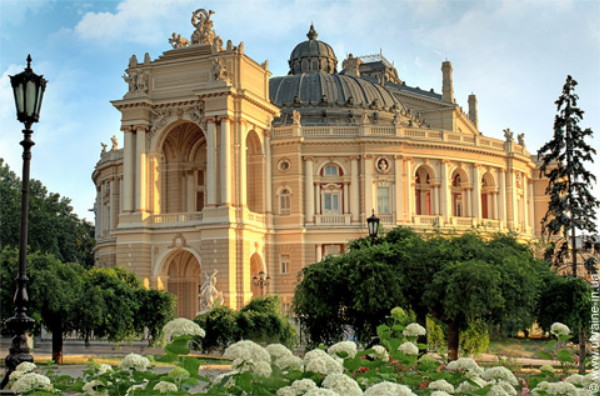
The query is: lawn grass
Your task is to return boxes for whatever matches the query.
[487,337,554,359]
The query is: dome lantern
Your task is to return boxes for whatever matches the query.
[288,24,337,75]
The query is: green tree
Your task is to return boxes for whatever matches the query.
[0,247,175,364]
[0,158,95,268]
[537,75,599,276]
[537,75,598,373]
[294,229,546,360]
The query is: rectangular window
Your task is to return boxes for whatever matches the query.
[280,195,290,215]
[377,186,390,214]
[323,192,340,214]
[323,244,344,258]
[280,255,290,274]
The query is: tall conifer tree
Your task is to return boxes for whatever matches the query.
[538,75,599,277]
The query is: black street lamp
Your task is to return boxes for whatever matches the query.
[253,271,271,295]
[367,209,380,243]
[1,55,47,388]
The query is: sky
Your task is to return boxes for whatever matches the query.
[0,0,599,223]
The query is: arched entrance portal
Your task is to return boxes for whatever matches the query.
[164,250,200,318]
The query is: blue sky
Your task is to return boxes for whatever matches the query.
[1,0,599,223]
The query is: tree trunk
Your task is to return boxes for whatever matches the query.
[51,325,64,365]
[447,323,459,361]
[579,327,586,374]
[416,310,427,355]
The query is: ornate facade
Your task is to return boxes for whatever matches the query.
[93,9,548,318]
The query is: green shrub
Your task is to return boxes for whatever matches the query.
[459,320,490,355]
[194,296,296,352]
[426,315,446,351]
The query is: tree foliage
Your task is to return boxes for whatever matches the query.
[293,229,551,359]
[194,296,296,352]
[0,247,175,363]
[0,158,95,268]
[537,75,599,275]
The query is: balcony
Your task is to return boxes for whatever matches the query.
[315,214,352,225]
[146,212,203,227]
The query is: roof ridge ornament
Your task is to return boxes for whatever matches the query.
[307,24,318,40]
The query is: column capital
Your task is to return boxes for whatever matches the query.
[302,155,314,162]
[133,124,149,133]
[120,125,134,133]
[363,154,374,160]
[404,156,414,162]
[349,155,361,161]
[217,114,234,123]
[497,167,506,173]
[204,116,218,124]
[441,159,452,165]
[393,154,403,160]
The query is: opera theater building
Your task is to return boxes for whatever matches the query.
[93,9,548,317]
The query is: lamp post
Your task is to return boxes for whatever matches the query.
[1,55,47,388]
[367,209,380,243]
[252,271,271,296]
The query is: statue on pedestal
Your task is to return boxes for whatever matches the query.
[198,269,224,314]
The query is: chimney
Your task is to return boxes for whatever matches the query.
[468,93,478,129]
[441,61,454,103]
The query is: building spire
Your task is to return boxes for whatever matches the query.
[307,24,318,40]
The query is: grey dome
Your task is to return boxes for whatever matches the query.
[270,73,401,109]
[288,24,337,75]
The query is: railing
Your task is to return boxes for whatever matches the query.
[451,217,475,227]
[413,215,441,225]
[273,127,293,137]
[148,212,203,225]
[370,126,395,135]
[379,214,394,224]
[247,212,265,223]
[302,126,359,137]
[481,219,501,228]
[315,214,351,225]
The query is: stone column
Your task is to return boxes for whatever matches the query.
[264,130,272,214]
[498,169,507,224]
[343,183,349,214]
[394,155,403,222]
[406,158,414,217]
[364,155,374,217]
[507,170,517,230]
[186,171,195,211]
[206,118,218,206]
[432,184,439,216]
[528,180,535,232]
[523,175,529,230]
[316,245,322,263]
[122,126,135,213]
[463,188,471,217]
[220,116,232,206]
[473,165,481,221]
[440,160,449,222]
[135,125,148,212]
[304,156,314,223]
[99,182,105,235]
[109,178,117,229]
[350,156,359,222]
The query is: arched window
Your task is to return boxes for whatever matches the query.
[415,167,432,215]
[452,173,463,217]
[279,189,290,216]
[323,164,339,177]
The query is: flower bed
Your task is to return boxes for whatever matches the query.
[8,316,598,395]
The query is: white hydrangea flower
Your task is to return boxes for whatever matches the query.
[364,381,417,396]
[162,317,206,341]
[276,386,298,396]
[305,354,344,375]
[96,364,113,375]
[397,341,419,355]
[482,366,519,385]
[125,381,148,396]
[119,353,151,371]
[274,354,304,372]
[292,378,318,393]
[224,340,271,368]
[82,380,109,396]
[446,357,484,377]
[153,381,178,393]
[322,373,363,396]
[15,362,36,372]
[168,366,190,381]
[428,379,455,393]
[576,389,593,396]
[266,343,293,361]
[253,360,273,377]
[369,345,389,361]
[11,373,53,394]
[487,383,513,396]
[403,322,427,337]
[488,379,518,396]
[550,322,570,337]
[455,376,487,393]
[539,364,554,374]
[564,373,586,387]
[430,392,452,396]
[304,388,339,396]
[8,370,26,383]
[327,341,357,359]
[304,349,330,363]
[532,381,579,395]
